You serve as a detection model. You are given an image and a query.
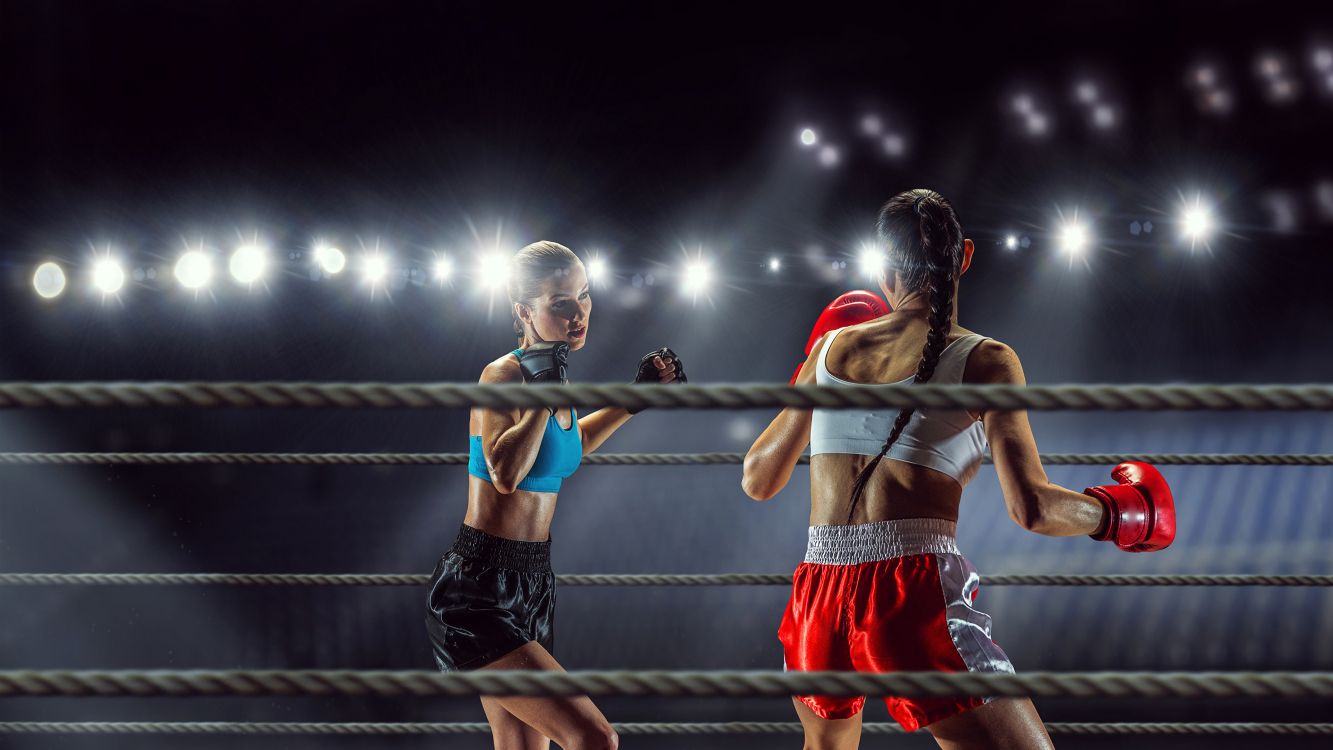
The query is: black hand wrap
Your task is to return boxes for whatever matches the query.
[628,347,686,414]
[519,342,570,385]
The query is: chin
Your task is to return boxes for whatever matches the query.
[568,337,588,351]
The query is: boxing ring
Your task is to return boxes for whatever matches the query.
[1,381,1330,740]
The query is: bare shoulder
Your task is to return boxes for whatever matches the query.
[963,337,1025,385]
[479,352,523,385]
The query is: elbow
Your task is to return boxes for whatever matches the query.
[741,455,779,501]
[742,475,778,501]
[1007,489,1047,533]
[487,463,522,496]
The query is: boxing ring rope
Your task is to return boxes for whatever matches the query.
[2,382,1328,739]
[0,381,1331,411]
[3,451,1331,466]
[0,670,1330,698]
[1,573,1330,587]
[1,721,1330,736]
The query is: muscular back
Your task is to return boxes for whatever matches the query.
[805,313,1007,526]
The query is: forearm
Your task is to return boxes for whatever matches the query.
[578,407,633,455]
[742,408,811,500]
[1009,481,1107,537]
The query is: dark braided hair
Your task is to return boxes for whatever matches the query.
[844,189,965,523]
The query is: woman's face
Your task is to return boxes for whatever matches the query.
[517,262,592,351]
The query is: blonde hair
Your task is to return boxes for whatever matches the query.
[507,241,581,344]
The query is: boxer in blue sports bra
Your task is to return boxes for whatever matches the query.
[423,241,687,750]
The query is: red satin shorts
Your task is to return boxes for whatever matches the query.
[778,518,1014,731]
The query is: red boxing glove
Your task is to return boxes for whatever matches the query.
[791,290,889,383]
[1084,462,1176,553]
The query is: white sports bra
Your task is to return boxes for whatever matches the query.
[810,327,989,486]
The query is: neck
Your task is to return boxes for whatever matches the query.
[893,289,961,324]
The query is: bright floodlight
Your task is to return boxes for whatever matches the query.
[1059,221,1089,255]
[314,243,346,275]
[1314,48,1333,71]
[1004,235,1019,250]
[33,262,67,299]
[1092,105,1116,129]
[768,257,781,272]
[92,257,126,294]
[363,253,390,285]
[586,257,608,283]
[1012,93,1033,114]
[818,145,839,167]
[858,244,886,278]
[1181,202,1214,244]
[1075,81,1099,103]
[229,244,267,284]
[799,127,817,147]
[174,250,212,290]
[476,252,510,289]
[681,260,711,296]
[433,256,454,283]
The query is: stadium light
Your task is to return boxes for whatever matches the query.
[92,257,126,295]
[229,244,267,285]
[33,262,67,299]
[174,250,212,290]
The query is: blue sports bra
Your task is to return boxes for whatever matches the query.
[810,328,989,486]
[467,349,583,493]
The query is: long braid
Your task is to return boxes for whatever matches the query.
[845,192,961,524]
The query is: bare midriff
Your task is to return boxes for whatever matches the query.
[809,454,963,526]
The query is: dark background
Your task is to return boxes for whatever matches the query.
[1,1,1331,747]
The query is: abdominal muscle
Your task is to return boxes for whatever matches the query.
[809,454,963,526]
[464,477,559,542]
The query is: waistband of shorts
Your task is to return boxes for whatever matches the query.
[803,518,959,565]
[449,524,552,572]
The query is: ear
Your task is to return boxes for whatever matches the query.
[959,238,975,276]
[514,301,532,326]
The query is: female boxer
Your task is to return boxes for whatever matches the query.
[743,190,1174,750]
[425,241,685,750]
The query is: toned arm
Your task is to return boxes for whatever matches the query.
[741,335,823,500]
[477,358,551,495]
[970,340,1107,536]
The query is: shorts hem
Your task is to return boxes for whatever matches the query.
[437,638,535,672]
[794,694,866,721]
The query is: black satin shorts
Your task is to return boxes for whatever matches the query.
[425,524,555,671]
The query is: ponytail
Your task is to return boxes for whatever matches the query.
[845,191,963,523]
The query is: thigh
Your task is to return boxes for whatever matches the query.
[792,696,862,750]
[927,697,1053,750]
[482,696,550,750]
[478,640,615,750]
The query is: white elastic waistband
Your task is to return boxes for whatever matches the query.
[804,518,960,565]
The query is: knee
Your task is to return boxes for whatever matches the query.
[565,722,618,750]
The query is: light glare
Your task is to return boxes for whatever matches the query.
[1004,235,1018,250]
[1059,222,1089,255]
[229,244,267,284]
[33,262,67,299]
[682,260,711,296]
[799,127,817,146]
[477,252,510,289]
[433,256,453,282]
[175,250,213,290]
[857,245,886,278]
[92,258,126,295]
[363,254,390,284]
[586,257,608,282]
